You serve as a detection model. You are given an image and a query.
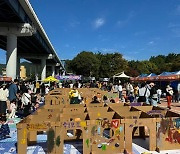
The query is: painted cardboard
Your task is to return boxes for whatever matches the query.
[16,88,180,154]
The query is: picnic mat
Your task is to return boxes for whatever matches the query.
[1,118,179,154]
[0,118,82,154]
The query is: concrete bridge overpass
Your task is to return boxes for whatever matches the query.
[0,0,64,80]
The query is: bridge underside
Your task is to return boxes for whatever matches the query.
[0,0,57,65]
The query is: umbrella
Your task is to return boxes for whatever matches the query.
[43,76,58,82]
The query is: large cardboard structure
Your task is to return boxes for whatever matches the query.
[17,88,180,154]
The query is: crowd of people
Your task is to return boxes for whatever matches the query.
[0,79,59,139]
[0,78,179,139]
[67,80,180,109]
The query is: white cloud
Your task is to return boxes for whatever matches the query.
[69,20,80,28]
[171,28,180,37]
[93,18,105,29]
[91,47,118,53]
[100,48,118,53]
[123,55,135,60]
[168,22,180,37]
[147,41,154,45]
[117,11,135,27]
[134,31,146,36]
[176,5,180,15]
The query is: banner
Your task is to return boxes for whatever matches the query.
[56,75,81,80]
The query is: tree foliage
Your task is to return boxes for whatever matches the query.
[66,52,180,78]
[98,52,128,78]
[68,51,100,77]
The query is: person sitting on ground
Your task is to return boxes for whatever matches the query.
[103,95,110,103]
[0,116,10,140]
[69,85,81,104]
[31,102,40,112]
[110,98,116,103]
[128,92,134,103]
[8,101,17,119]
[90,96,100,104]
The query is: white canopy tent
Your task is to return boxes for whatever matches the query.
[113,72,130,83]
[113,71,130,78]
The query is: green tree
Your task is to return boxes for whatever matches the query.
[69,51,100,77]
[98,52,128,78]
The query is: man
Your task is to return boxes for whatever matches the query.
[8,79,19,104]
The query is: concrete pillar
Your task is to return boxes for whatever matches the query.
[52,65,55,77]
[6,33,17,80]
[41,58,46,80]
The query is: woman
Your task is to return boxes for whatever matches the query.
[0,84,9,116]
[166,85,173,109]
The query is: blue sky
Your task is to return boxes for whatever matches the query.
[1,0,180,63]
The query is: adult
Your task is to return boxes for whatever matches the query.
[134,84,139,100]
[21,88,32,117]
[178,82,180,103]
[0,84,9,116]
[138,82,150,104]
[149,83,158,106]
[166,85,173,109]
[35,81,40,93]
[118,83,123,101]
[157,86,162,104]
[19,81,27,95]
[8,79,19,104]
[40,83,46,95]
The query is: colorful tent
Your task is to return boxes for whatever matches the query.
[43,76,58,82]
[130,71,180,82]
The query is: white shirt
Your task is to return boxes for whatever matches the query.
[21,93,31,105]
[0,88,9,101]
[118,85,122,92]
[157,89,162,95]
[139,87,150,97]
[45,87,49,94]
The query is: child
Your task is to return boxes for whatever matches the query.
[128,92,134,103]
[0,116,10,139]
[8,101,17,119]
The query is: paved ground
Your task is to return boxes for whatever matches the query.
[158,98,180,114]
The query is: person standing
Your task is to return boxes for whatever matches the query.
[118,83,123,102]
[138,82,150,104]
[0,84,9,117]
[166,85,173,109]
[178,82,180,103]
[8,79,19,104]
[157,86,162,104]
[21,88,32,117]
[149,83,158,106]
